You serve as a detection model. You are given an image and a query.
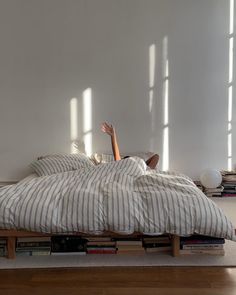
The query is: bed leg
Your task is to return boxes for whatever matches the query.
[171,235,180,257]
[7,237,16,259]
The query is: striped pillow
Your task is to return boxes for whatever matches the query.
[30,153,95,176]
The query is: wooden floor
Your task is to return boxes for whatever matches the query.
[0,267,236,295]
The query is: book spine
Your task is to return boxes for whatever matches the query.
[182,244,223,250]
[87,243,116,247]
[222,194,236,197]
[16,247,51,251]
[16,251,32,256]
[31,251,51,256]
[180,249,225,255]
[143,243,171,248]
[142,239,170,244]
[181,240,225,245]
[87,249,116,254]
[0,247,6,256]
[145,246,171,252]
[17,242,51,247]
[51,252,87,256]
[86,247,116,251]
[116,242,142,246]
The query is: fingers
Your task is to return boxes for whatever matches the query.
[101,122,111,129]
[101,122,114,135]
[102,122,111,129]
[101,125,107,133]
[101,122,108,129]
[101,122,109,133]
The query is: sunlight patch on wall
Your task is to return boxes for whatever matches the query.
[164,79,169,126]
[229,38,234,83]
[230,0,235,35]
[162,36,169,171]
[70,97,78,154]
[163,127,169,171]
[83,88,93,156]
[149,89,154,113]
[148,44,157,151]
[228,0,234,170]
[149,44,156,112]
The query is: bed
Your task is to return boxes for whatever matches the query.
[0,154,235,258]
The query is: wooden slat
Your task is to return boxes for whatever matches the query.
[0,229,50,237]
[7,237,16,259]
[0,229,142,238]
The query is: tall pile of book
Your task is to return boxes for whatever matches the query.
[180,235,225,255]
[221,171,236,197]
[0,239,7,257]
[143,235,171,254]
[116,238,145,255]
[16,237,51,256]
[86,237,116,254]
[203,186,224,197]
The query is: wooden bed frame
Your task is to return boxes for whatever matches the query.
[0,229,180,259]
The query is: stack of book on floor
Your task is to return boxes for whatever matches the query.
[221,171,236,197]
[51,236,87,255]
[180,235,225,255]
[203,186,224,197]
[86,237,116,254]
[143,235,171,254]
[0,238,7,257]
[16,237,51,256]
[116,238,145,255]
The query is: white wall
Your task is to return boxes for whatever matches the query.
[0,0,234,180]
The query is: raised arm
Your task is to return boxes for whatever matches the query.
[101,122,121,161]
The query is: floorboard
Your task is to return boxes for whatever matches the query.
[0,267,236,295]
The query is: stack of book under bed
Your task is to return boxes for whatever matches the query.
[142,235,171,253]
[180,235,225,255]
[115,238,144,255]
[203,186,224,197]
[16,237,51,256]
[200,171,236,198]
[86,237,116,254]
[221,171,236,197]
[51,236,87,255]
[0,239,7,257]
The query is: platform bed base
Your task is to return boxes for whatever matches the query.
[0,229,180,259]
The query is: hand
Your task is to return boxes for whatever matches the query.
[101,122,115,136]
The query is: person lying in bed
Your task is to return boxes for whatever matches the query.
[101,122,159,169]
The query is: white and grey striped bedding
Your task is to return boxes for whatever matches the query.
[0,157,235,240]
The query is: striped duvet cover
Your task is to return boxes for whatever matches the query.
[0,157,235,241]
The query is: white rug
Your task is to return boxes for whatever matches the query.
[0,197,235,269]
